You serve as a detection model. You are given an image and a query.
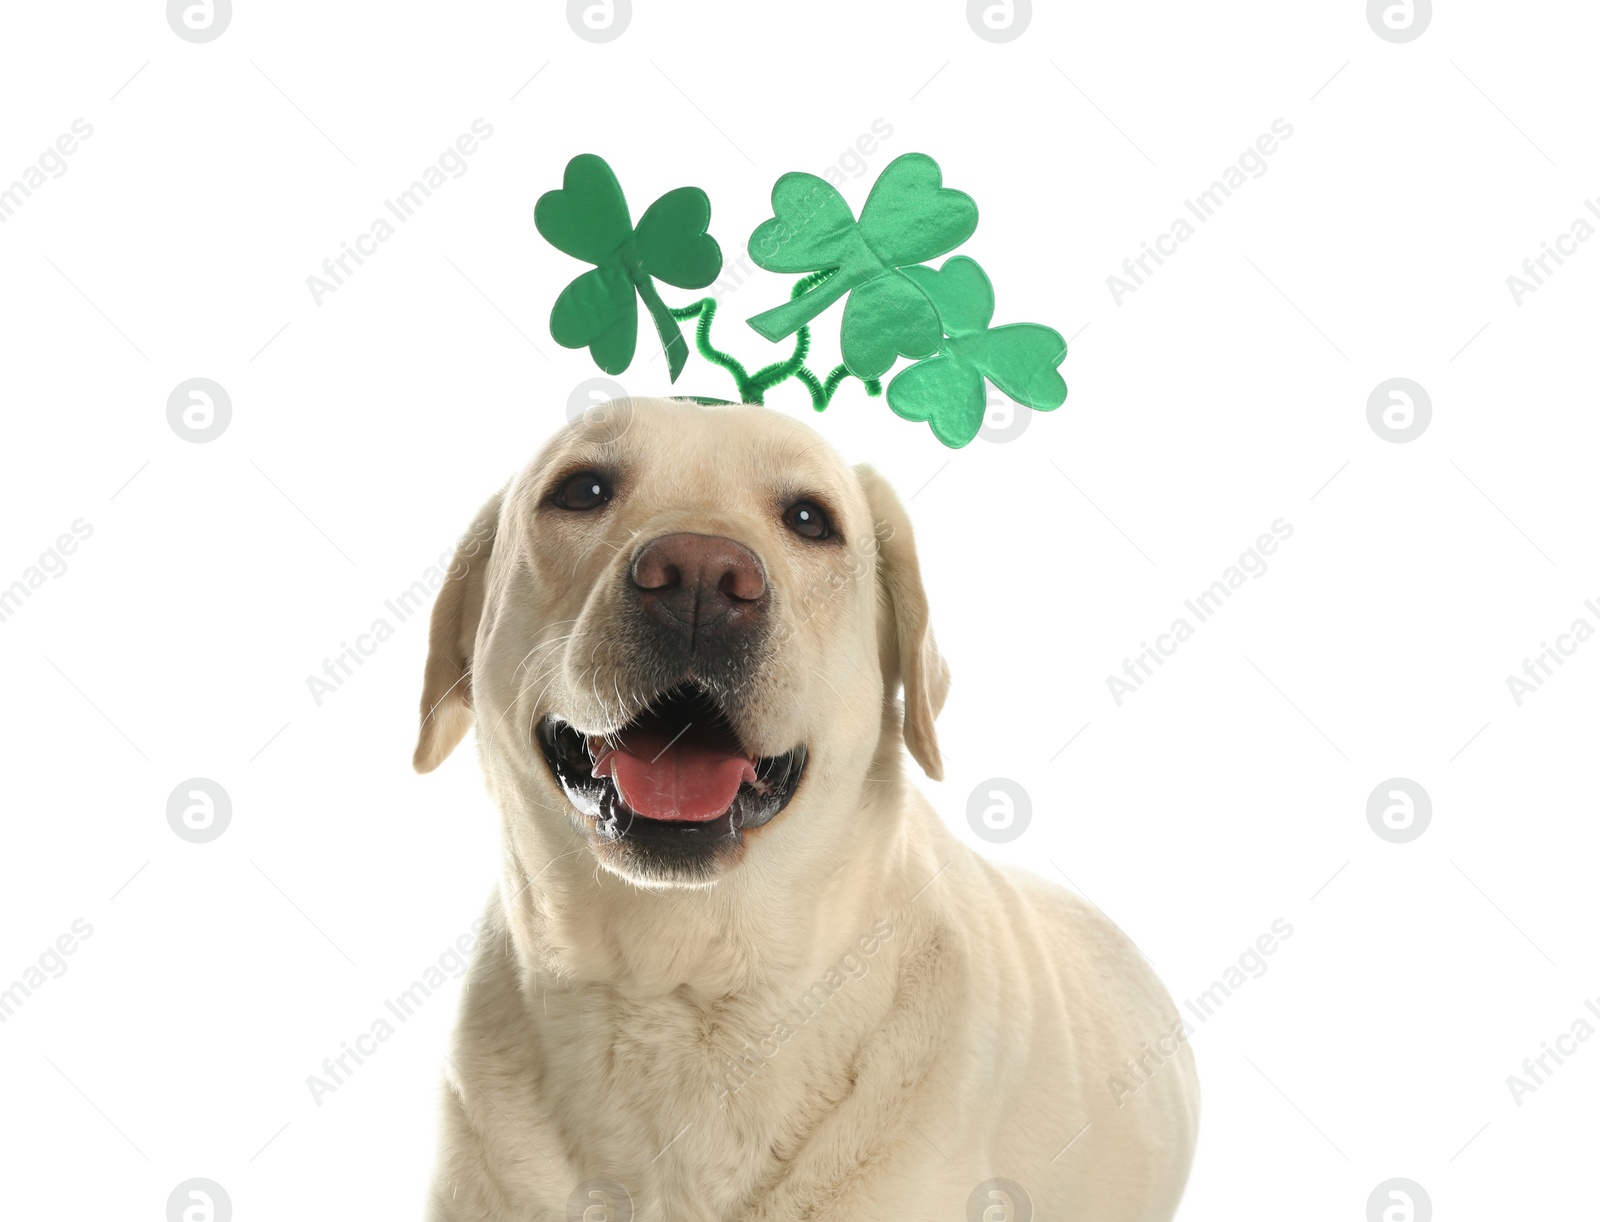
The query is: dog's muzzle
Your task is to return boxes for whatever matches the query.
[532,532,806,865]
[536,683,807,842]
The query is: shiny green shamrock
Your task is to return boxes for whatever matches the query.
[886,257,1067,448]
[535,153,722,382]
[744,153,978,379]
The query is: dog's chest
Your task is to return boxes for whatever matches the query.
[532,984,875,1217]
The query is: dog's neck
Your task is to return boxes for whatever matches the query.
[460,727,962,1215]
[492,742,921,1000]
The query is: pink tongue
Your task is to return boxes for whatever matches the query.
[592,729,756,822]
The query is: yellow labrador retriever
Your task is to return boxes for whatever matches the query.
[414,398,1197,1221]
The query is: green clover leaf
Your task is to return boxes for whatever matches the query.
[744,153,978,379]
[535,154,722,382]
[886,257,1067,448]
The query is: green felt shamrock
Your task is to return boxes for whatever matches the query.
[535,153,722,382]
[744,153,978,379]
[886,257,1068,448]
[531,152,1069,448]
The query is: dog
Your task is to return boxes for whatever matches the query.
[413,397,1198,1220]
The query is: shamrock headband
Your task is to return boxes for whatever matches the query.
[535,152,1067,448]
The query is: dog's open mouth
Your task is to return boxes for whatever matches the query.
[536,683,807,843]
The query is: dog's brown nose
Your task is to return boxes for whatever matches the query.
[630,533,767,645]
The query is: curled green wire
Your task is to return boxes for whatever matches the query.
[668,270,881,411]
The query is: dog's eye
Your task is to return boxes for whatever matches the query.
[782,500,832,541]
[552,471,612,511]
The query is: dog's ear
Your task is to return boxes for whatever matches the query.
[413,487,506,774]
[855,464,951,781]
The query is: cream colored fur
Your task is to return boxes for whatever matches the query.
[413,399,1198,1220]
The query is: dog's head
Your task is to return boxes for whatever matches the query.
[413,398,948,888]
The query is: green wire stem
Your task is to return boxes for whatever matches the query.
[667,270,881,411]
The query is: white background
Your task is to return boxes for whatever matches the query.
[1,1,1595,1218]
